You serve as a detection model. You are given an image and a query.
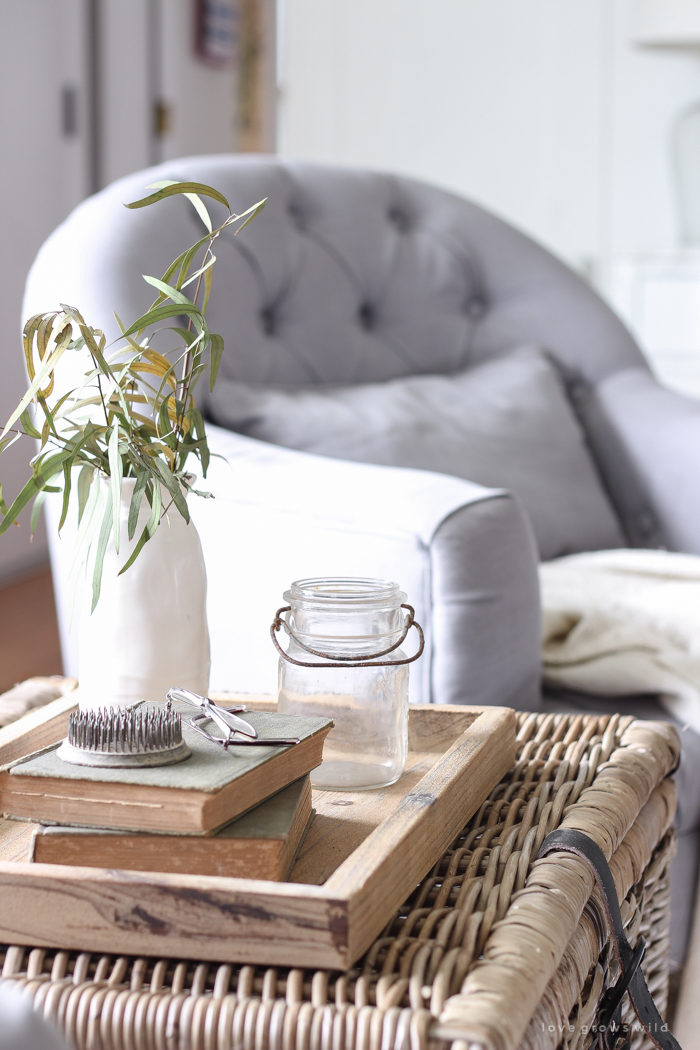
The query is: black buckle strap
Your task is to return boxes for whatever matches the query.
[598,935,647,1050]
[537,829,681,1050]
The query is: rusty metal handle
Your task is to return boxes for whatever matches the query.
[270,603,425,668]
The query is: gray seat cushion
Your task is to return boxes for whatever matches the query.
[209,345,625,561]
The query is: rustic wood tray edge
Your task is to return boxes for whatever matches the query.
[0,690,516,969]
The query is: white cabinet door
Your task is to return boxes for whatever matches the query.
[0,0,90,581]
[0,0,242,583]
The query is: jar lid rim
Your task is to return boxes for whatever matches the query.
[285,577,406,605]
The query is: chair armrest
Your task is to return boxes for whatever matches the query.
[189,426,541,707]
[579,368,700,553]
[46,425,541,707]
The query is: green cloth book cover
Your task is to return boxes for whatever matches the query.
[1,706,332,833]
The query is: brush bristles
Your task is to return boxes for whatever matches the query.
[67,706,183,754]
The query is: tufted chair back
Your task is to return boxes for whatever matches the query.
[27,154,672,560]
[30,153,700,711]
[29,154,646,397]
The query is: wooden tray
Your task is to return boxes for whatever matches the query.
[0,691,515,969]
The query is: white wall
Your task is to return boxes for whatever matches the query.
[606,2,700,261]
[277,0,700,279]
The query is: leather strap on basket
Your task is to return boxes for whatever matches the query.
[538,829,682,1050]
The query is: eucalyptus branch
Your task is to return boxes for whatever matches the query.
[0,180,266,610]
[179,237,216,398]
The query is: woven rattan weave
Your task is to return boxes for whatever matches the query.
[0,710,679,1050]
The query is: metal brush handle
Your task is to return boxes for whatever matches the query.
[187,713,300,749]
[166,687,258,739]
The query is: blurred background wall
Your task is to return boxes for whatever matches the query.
[0,0,274,582]
[278,0,694,276]
[2,0,700,580]
[277,0,700,402]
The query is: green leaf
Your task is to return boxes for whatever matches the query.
[1,325,72,438]
[158,394,176,447]
[209,333,224,392]
[0,450,69,535]
[19,408,41,440]
[82,328,115,380]
[173,327,199,347]
[58,460,73,531]
[191,407,209,476]
[124,181,231,213]
[91,497,114,612]
[0,476,39,535]
[142,275,195,308]
[36,314,55,362]
[202,260,214,314]
[113,311,149,355]
[171,233,215,290]
[22,313,45,381]
[184,193,212,233]
[107,424,122,553]
[121,302,203,339]
[35,449,73,482]
[30,488,48,535]
[76,465,94,526]
[39,387,76,430]
[180,254,216,292]
[232,197,267,233]
[55,422,102,533]
[127,467,149,540]
[150,457,189,523]
[184,486,213,499]
[118,480,161,576]
[69,472,104,589]
[0,432,21,457]
[161,248,191,287]
[189,361,207,386]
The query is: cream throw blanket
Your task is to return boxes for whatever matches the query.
[540,549,700,733]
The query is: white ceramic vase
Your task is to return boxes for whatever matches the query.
[78,478,210,711]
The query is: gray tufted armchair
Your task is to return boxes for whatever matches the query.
[28,154,700,702]
[24,155,700,962]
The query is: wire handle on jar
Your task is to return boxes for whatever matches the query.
[270,603,425,668]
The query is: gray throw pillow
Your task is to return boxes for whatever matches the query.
[208,346,625,560]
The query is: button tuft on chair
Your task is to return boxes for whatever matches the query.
[638,511,657,539]
[287,202,306,230]
[260,306,276,335]
[466,298,487,319]
[387,206,412,233]
[358,302,375,330]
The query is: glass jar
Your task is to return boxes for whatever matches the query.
[275,577,422,791]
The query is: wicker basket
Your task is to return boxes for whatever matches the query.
[0,710,679,1050]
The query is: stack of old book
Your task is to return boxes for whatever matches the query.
[0,704,332,881]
